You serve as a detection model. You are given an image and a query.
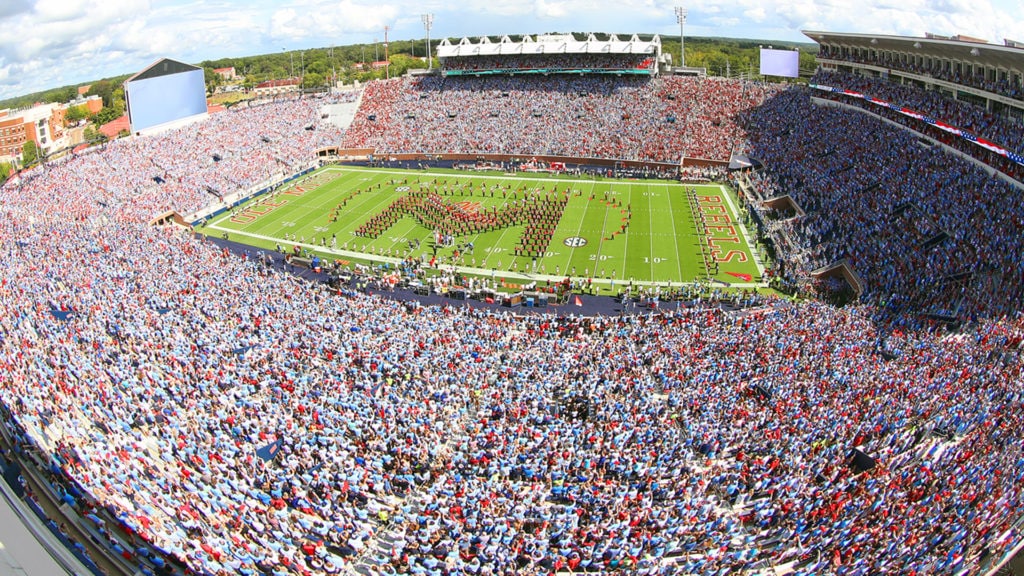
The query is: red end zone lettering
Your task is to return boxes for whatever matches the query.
[712,249,748,263]
[706,225,737,236]
[707,236,739,249]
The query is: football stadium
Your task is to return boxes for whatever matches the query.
[0,26,1023,576]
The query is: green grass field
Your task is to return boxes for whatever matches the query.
[204,166,765,289]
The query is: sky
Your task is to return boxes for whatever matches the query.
[1,0,1023,101]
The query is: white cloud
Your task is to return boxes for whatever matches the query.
[744,6,767,22]
[1,0,1023,100]
[269,7,305,40]
[0,0,32,19]
[534,0,569,19]
[265,0,401,40]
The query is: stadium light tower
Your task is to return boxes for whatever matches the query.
[675,6,687,68]
[422,13,434,70]
[282,47,294,80]
[329,46,336,88]
[384,25,390,80]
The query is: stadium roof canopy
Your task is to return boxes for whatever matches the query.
[436,34,660,58]
[803,30,1024,72]
[126,58,201,83]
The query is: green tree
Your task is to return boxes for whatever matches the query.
[388,53,427,77]
[65,105,87,124]
[22,140,39,166]
[58,86,77,103]
[111,85,126,116]
[90,106,121,126]
[87,80,114,108]
[0,161,12,185]
[204,67,222,95]
[306,59,327,76]
[83,126,108,144]
[303,72,324,89]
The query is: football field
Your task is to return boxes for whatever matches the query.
[204,166,765,289]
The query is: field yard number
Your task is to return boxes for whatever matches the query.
[644,257,667,264]
[589,255,612,261]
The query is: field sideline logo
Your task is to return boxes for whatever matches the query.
[563,236,588,247]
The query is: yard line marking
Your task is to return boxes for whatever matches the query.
[567,181,597,274]
[617,184,631,281]
[592,189,611,270]
[666,182,685,281]
[647,182,655,279]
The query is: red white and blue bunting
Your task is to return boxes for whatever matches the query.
[809,83,1024,167]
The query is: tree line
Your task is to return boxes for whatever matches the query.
[0,35,816,111]
[0,34,817,179]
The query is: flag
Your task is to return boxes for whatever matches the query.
[899,107,925,121]
[932,120,961,136]
[964,133,1007,156]
[726,271,753,282]
[814,81,1024,167]
[574,296,583,307]
[256,438,284,462]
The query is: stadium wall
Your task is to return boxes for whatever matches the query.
[186,162,320,226]
[354,152,726,172]
[0,452,100,575]
[0,402,170,576]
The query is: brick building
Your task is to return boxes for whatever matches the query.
[213,67,237,80]
[0,96,102,162]
[253,77,301,97]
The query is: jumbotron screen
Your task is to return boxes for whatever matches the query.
[126,68,207,132]
[759,48,800,78]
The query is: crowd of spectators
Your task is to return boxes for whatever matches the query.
[10,95,350,224]
[341,75,774,163]
[807,70,1024,181]
[442,53,656,74]
[817,45,1024,101]
[1,201,1024,575]
[0,74,1024,576]
[742,87,1024,322]
[811,70,1024,155]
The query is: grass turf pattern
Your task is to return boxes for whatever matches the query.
[205,166,764,287]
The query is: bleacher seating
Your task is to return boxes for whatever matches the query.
[0,71,1021,576]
